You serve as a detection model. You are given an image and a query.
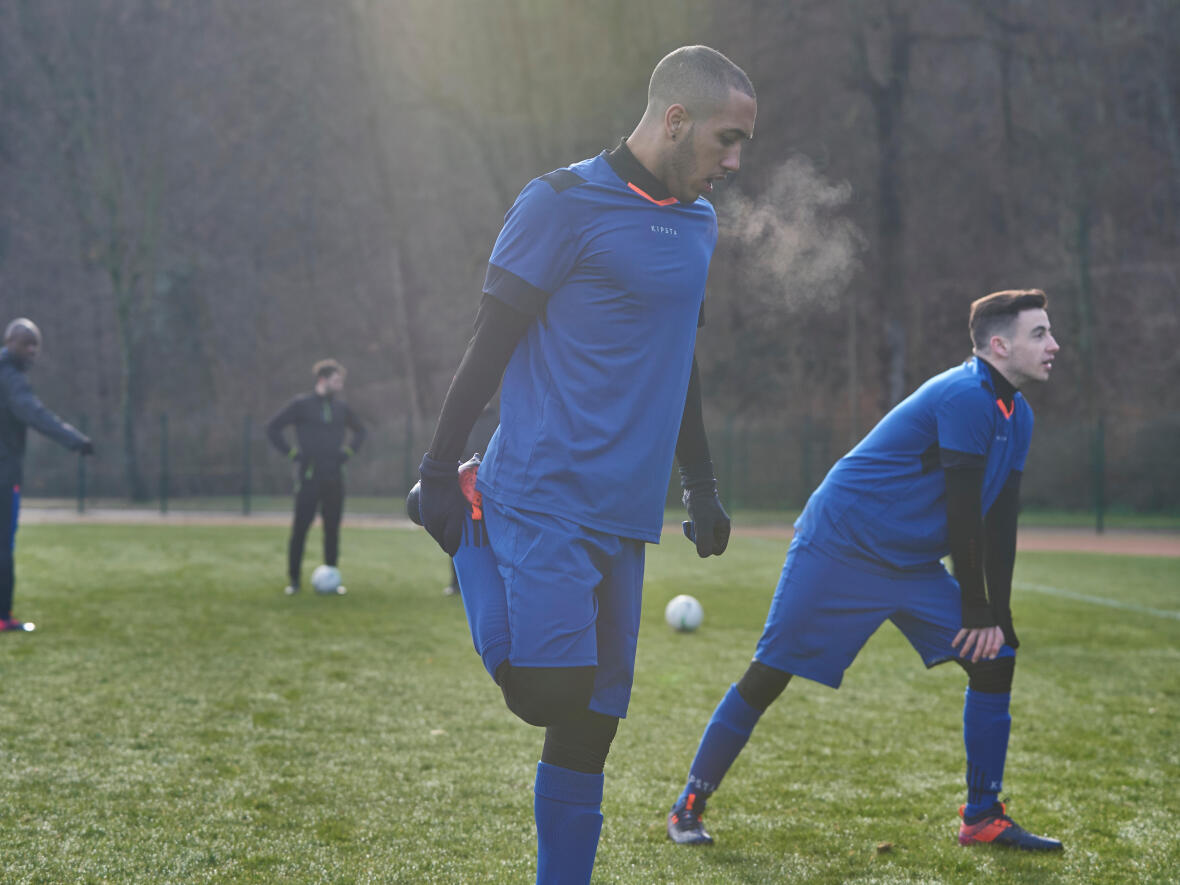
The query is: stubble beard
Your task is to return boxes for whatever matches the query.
[667,133,697,202]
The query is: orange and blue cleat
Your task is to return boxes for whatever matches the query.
[667,792,713,845]
[405,454,482,526]
[958,802,1063,851]
[456,454,482,517]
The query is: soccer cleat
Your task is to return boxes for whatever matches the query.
[958,802,1063,851]
[406,453,483,527]
[405,482,423,525]
[667,792,713,845]
[284,584,300,596]
[1,617,35,632]
[457,453,482,516]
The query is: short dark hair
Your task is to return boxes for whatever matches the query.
[313,358,344,380]
[969,289,1048,350]
[647,45,755,119]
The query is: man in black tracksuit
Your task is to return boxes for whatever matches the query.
[267,359,366,595]
[0,319,94,632]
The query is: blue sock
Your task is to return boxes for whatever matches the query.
[534,762,603,885]
[963,688,1011,819]
[452,511,510,679]
[678,684,763,806]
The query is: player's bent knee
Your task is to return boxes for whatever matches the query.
[499,664,597,727]
[959,654,1016,694]
[541,709,620,774]
[736,659,792,712]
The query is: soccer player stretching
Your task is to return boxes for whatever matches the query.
[666,290,1064,853]
[410,46,754,884]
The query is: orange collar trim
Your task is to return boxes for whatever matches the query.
[995,398,1014,420]
[627,182,678,206]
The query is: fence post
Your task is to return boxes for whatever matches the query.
[159,413,169,515]
[403,412,415,499]
[720,414,735,510]
[242,414,252,516]
[77,414,88,514]
[800,415,813,504]
[1093,415,1105,534]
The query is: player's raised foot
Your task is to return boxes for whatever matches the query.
[958,802,1063,852]
[407,454,482,527]
[1,616,35,632]
[667,792,713,846]
[405,481,423,526]
[457,453,482,511]
[284,584,300,596]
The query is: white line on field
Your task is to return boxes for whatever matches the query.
[1015,582,1180,621]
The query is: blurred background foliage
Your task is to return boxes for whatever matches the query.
[2,0,1177,512]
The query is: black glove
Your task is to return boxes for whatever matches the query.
[679,460,730,558]
[78,439,95,456]
[417,453,467,556]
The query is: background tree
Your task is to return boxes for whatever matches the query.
[0,0,1175,511]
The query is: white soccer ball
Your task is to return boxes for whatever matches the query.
[665,594,704,632]
[310,564,343,595]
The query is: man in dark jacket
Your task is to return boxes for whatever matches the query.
[267,359,366,595]
[0,318,94,632]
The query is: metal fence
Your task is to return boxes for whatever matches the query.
[21,408,1180,523]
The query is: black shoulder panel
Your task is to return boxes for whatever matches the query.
[540,169,585,193]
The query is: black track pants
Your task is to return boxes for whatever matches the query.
[287,472,344,584]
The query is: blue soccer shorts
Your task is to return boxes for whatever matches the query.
[753,535,987,688]
[483,494,645,719]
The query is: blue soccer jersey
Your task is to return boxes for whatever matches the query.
[795,357,1033,569]
[476,151,718,542]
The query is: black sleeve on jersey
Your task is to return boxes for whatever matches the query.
[427,294,532,463]
[944,459,996,629]
[266,398,300,455]
[674,357,712,469]
[985,470,1022,648]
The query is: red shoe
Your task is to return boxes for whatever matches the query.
[959,802,1062,851]
[406,454,483,525]
[1,616,35,632]
[457,454,482,518]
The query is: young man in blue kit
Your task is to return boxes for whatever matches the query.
[664,290,1065,853]
[408,46,755,884]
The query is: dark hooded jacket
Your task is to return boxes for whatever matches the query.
[0,347,90,487]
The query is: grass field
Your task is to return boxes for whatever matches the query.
[1,524,1177,884]
[22,497,1180,532]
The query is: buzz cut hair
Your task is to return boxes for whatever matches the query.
[313,358,344,380]
[969,289,1048,351]
[646,45,755,119]
[4,317,40,344]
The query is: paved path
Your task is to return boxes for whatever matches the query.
[20,506,1180,557]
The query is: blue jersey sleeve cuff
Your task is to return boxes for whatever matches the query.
[483,263,549,316]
